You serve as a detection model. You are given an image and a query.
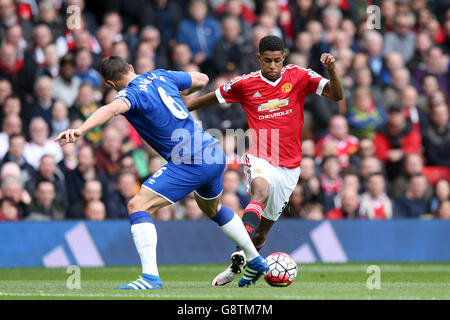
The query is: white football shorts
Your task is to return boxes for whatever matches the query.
[241,153,301,221]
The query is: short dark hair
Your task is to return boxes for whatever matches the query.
[100,56,131,81]
[259,35,284,54]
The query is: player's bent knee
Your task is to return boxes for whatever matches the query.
[251,180,270,203]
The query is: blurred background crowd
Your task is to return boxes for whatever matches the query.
[0,0,449,222]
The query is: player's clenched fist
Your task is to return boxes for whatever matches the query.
[54,128,82,146]
[320,53,336,71]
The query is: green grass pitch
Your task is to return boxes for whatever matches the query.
[0,263,449,300]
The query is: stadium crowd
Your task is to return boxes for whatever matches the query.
[0,0,449,222]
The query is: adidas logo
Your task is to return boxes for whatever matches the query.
[252,91,261,97]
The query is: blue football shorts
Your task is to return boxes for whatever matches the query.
[142,146,226,203]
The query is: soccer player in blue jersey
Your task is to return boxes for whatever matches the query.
[55,56,268,289]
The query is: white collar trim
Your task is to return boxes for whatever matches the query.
[259,70,283,86]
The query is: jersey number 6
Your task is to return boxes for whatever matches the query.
[158,87,189,120]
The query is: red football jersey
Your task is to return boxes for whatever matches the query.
[216,64,329,168]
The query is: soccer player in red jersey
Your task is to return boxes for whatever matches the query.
[188,35,343,286]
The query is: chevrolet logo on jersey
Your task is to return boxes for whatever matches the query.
[258,98,289,112]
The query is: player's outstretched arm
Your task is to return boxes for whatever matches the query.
[54,99,129,146]
[180,71,209,96]
[320,53,344,102]
[186,91,219,112]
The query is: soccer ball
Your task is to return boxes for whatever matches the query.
[264,252,298,287]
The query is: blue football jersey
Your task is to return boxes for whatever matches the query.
[115,70,217,163]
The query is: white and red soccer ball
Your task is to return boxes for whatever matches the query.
[264,252,298,287]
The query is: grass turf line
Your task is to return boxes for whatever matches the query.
[0,263,449,300]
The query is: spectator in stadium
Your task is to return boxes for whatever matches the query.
[22,75,54,127]
[0,78,13,110]
[118,153,142,185]
[383,13,416,64]
[51,53,81,108]
[379,51,404,88]
[65,144,109,206]
[384,68,412,108]
[195,76,247,131]
[50,100,70,138]
[111,40,130,63]
[141,0,183,46]
[25,179,65,221]
[304,203,324,220]
[35,1,63,40]
[348,138,375,173]
[36,43,60,79]
[23,117,63,170]
[0,0,33,43]
[326,186,361,220]
[419,74,440,109]
[222,192,243,216]
[95,125,124,179]
[0,43,34,97]
[214,0,254,42]
[421,103,450,167]
[412,46,449,99]
[96,25,115,58]
[333,171,361,208]
[429,179,450,213]
[0,197,18,221]
[239,25,270,75]
[0,113,22,159]
[301,139,316,158]
[391,152,432,200]
[363,30,385,87]
[71,29,102,70]
[27,24,54,67]
[177,0,222,67]
[282,183,306,219]
[57,142,77,176]
[25,154,66,208]
[183,193,205,220]
[70,82,101,144]
[290,0,320,35]
[171,43,193,71]
[318,155,342,213]
[351,67,386,109]
[138,26,170,70]
[153,204,176,221]
[400,85,429,133]
[2,95,21,121]
[346,86,387,140]
[374,105,422,180]
[407,31,433,72]
[359,172,393,219]
[315,115,359,170]
[85,200,106,221]
[222,168,250,210]
[67,179,103,219]
[394,174,430,218]
[105,171,137,219]
[298,156,320,204]
[436,201,450,220]
[0,177,30,218]
[212,16,245,75]
[0,134,35,184]
[74,48,102,89]
[257,13,283,40]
